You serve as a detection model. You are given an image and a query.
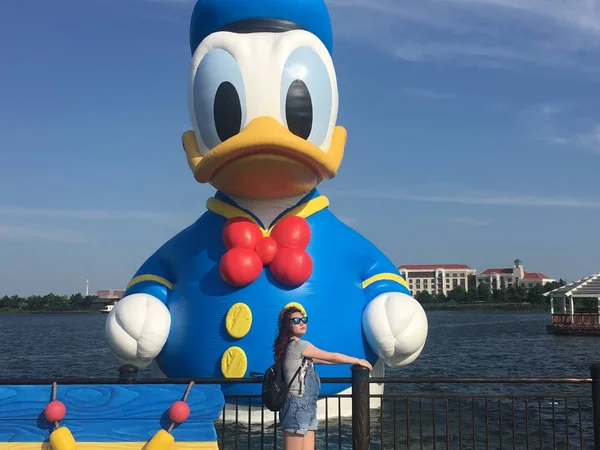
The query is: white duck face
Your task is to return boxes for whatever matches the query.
[182,29,347,200]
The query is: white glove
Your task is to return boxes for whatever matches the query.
[362,292,428,368]
[105,293,171,369]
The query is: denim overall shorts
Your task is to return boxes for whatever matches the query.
[279,361,321,435]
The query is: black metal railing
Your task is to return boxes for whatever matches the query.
[211,367,600,450]
[3,364,600,449]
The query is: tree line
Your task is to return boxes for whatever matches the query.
[415,279,567,305]
[0,278,570,312]
[0,294,102,312]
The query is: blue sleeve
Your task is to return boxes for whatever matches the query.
[360,245,412,302]
[124,249,174,304]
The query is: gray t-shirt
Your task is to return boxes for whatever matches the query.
[283,339,312,396]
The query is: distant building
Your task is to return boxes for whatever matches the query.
[94,289,125,304]
[397,264,477,297]
[477,259,554,290]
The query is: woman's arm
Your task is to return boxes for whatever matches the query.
[312,358,334,365]
[303,344,372,370]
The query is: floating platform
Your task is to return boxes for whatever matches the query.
[0,382,224,449]
[546,312,600,336]
[546,324,600,336]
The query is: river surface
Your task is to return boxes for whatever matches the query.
[0,311,597,449]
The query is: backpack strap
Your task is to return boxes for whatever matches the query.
[286,339,307,390]
[287,357,306,389]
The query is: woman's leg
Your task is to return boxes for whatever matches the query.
[302,430,315,450]
[302,401,318,450]
[280,397,298,450]
[284,432,305,450]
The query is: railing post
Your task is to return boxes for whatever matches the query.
[351,364,371,450]
[119,364,139,382]
[592,364,600,450]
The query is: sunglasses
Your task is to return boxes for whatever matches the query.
[290,317,308,325]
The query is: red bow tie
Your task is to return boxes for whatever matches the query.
[219,216,313,287]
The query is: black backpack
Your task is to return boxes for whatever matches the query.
[260,357,306,412]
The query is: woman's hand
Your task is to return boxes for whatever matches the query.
[356,359,373,371]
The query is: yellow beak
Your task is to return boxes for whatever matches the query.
[183,117,346,185]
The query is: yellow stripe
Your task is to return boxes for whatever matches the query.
[126,274,174,290]
[0,443,217,450]
[283,195,330,221]
[362,273,410,290]
[206,195,330,236]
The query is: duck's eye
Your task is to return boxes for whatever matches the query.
[193,49,246,149]
[281,47,333,147]
[285,80,312,140]
[214,81,242,142]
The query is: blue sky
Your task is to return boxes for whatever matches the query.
[1,0,599,296]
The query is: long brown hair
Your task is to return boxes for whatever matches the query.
[273,306,302,363]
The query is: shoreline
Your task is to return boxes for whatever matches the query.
[422,302,548,312]
[0,303,549,315]
[0,310,102,315]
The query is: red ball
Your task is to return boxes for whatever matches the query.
[219,248,263,286]
[270,248,313,286]
[270,216,311,249]
[169,401,190,423]
[44,400,66,422]
[255,236,278,265]
[222,217,262,250]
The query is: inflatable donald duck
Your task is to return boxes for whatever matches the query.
[106,0,428,402]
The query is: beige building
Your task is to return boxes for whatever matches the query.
[95,289,125,304]
[477,259,554,290]
[398,264,477,296]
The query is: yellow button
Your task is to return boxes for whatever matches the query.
[225,303,252,339]
[284,302,307,316]
[221,346,247,378]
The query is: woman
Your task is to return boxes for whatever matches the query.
[273,306,373,450]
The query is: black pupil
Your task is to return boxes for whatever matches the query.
[214,81,242,142]
[285,80,313,140]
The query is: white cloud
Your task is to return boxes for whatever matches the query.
[449,217,492,226]
[325,0,600,70]
[402,87,454,100]
[540,126,600,155]
[451,0,600,34]
[141,0,600,69]
[540,136,571,145]
[528,103,572,118]
[579,125,600,154]
[330,189,600,209]
[0,224,89,244]
[520,104,600,155]
[0,207,170,222]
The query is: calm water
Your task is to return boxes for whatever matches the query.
[0,311,597,379]
[1,311,598,449]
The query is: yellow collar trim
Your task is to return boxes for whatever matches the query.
[206,195,329,235]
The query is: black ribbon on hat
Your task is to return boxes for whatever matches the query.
[217,18,305,34]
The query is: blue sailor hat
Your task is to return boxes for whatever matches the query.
[189,0,333,55]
